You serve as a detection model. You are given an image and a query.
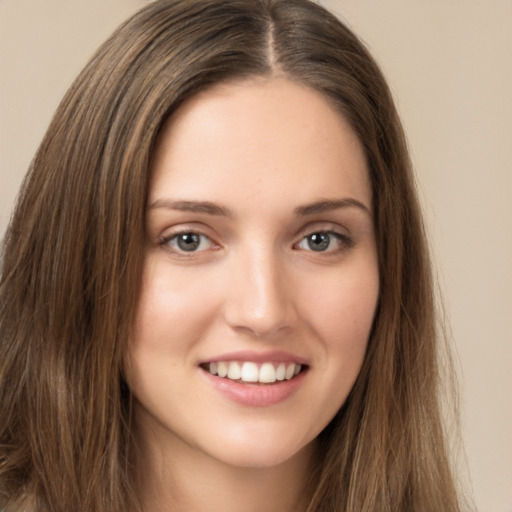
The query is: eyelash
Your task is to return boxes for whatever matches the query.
[159,228,354,257]
[295,231,354,254]
[159,230,216,255]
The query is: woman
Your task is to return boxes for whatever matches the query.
[0,0,463,510]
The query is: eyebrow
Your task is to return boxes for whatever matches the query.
[148,197,371,218]
[148,199,234,217]
[294,198,371,216]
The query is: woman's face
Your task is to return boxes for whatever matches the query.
[126,77,379,470]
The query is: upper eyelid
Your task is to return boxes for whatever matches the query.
[158,222,217,240]
[160,230,215,244]
[295,230,353,247]
[294,221,351,239]
[156,221,352,245]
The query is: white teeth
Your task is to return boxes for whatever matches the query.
[240,362,259,382]
[207,361,303,383]
[276,363,286,381]
[217,361,228,378]
[227,361,241,380]
[259,363,277,383]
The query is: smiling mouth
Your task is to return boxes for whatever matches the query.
[200,361,304,384]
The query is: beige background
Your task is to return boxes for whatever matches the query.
[1,1,511,511]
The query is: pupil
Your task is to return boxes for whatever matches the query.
[308,233,329,251]
[177,233,200,251]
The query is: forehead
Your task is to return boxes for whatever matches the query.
[149,77,370,211]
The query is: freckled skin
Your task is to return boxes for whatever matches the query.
[125,77,379,508]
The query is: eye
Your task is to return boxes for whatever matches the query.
[296,231,352,253]
[162,232,214,253]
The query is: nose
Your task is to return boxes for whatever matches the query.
[223,246,295,338]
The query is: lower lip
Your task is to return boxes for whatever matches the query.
[202,369,307,407]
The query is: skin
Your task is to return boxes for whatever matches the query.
[126,77,379,512]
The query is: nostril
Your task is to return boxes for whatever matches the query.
[222,260,294,337]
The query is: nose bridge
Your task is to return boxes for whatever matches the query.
[225,241,292,337]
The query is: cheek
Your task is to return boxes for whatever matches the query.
[125,261,221,407]
[301,262,379,383]
[307,267,379,343]
[132,260,221,352]
[288,263,379,437]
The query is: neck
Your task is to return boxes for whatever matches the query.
[134,426,317,512]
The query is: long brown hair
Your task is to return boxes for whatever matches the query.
[0,1,462,510]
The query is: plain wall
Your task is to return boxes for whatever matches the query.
[1,1,511,511]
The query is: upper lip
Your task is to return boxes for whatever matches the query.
[199,350,308,366]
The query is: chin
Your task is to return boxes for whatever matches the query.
[204,430,316,470]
